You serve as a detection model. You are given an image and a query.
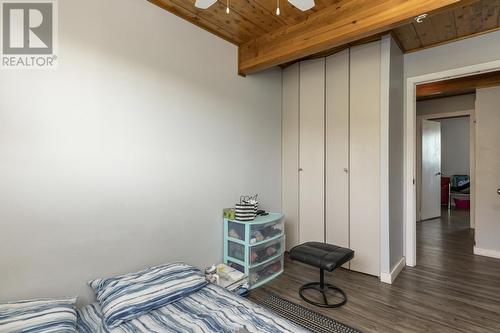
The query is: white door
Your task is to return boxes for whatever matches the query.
[349,41,381,276]
[282,64,300,250]
[421,120,442,220]
[299,58,325,243]
[325,50,349,248]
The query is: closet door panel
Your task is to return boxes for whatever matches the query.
[326,50,350,249]
[282,64,300,250]
[299,58,325,243]
[349,42,381,276]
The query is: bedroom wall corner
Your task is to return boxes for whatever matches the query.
[380,34,405,283]
[0,0,282,305]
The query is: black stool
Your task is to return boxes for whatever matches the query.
[290,242,354,308]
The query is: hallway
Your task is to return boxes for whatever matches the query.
[252,209,500,332]
[416,208,474,279]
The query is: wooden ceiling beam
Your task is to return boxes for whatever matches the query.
[238,0,467,75]
[416,70,500,99]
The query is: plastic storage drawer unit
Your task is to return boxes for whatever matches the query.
[223,213,285,289]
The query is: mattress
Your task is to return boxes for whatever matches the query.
[77,283,308,333]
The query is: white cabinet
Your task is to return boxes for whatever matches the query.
[349,42,381,276]
[299,58,326,244]
[282,64,300,251]
[325,49,350,249]
[282,41,382,277]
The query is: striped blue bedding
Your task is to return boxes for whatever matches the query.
[0,298,77,333]
[89,263,207,328]
[77,284,308,333]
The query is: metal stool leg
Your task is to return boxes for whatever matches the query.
[298,269,347,308]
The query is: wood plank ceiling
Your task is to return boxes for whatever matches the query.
[148,0,327,45]
[149,0,500,73]
[393,0,500,51]
[417,70,500,100]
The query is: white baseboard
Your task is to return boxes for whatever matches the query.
[380,256,406,284]
[474,247,500,259]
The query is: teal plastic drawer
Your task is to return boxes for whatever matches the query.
[227,240,245,262]
[248,256,283,288]
[227,221,245,241]
[249,236,284,266]
[249,219,283,245]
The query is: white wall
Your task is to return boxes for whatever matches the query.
[417,94,475,116]
[475,87,500,254]
[438,117,470,177]
[380,35,405,281]
[405,30,500,79]
[387,37,405,272]
[0,0,282,305]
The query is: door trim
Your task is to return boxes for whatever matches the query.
[404,60,500,267]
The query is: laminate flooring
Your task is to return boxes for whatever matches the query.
[250,209,500,333]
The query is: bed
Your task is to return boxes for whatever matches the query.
[77,283,309,333]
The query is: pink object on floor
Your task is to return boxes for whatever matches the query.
[454,198,470,210]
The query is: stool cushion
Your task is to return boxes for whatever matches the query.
[289,242,354,272]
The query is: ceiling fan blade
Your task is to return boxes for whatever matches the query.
[195,0,217,9]
[287,0,315,11]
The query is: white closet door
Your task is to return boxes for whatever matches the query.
[349,42,381,276]
[326,50,350,248]
[282,64,300,250]
[299,58,325,243]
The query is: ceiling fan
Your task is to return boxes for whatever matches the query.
[195,0,315,12]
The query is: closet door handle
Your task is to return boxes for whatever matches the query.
[343,168,349,173]
[497,188,500,196]
[299,168,303,172]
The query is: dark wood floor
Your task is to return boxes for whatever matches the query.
[251,209,500,333]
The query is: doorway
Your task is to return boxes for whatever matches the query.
[414,94,476,263]
[404,63,500,267]
[416,102,475,229]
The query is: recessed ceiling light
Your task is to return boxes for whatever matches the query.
[415,14,428,23]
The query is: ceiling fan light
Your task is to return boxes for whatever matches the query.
[287,0,315,11]
[194,0,217,9]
